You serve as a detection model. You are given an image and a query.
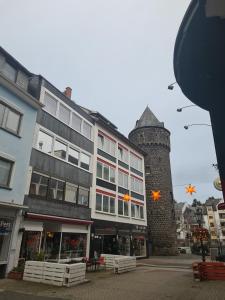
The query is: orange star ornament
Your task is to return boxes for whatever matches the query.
[185,184,196,195]
[123,194,131,202]
[151,191,161,202]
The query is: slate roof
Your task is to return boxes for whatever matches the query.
[135,106,164,129]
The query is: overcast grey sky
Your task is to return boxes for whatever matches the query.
[0,0,222,203]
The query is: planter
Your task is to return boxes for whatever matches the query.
[8,271,23,280]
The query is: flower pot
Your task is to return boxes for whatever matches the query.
[7,271,23,280]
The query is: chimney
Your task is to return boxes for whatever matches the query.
[64,87,72,99]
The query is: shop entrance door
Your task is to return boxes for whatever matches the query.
[103,235,118,254]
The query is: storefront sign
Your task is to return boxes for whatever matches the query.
[0,219,12,236]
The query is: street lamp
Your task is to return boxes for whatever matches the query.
[177,105,196,112]
[168,82,177,90]
[184,123,211,130]
[196,207,206,262]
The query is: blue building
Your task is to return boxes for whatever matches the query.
[0,47,41,276]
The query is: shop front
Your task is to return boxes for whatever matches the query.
[90,220,147,258]
[20,213,92,261]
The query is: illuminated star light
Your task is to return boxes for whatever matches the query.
[151,191,161,202]
[123,194,131,202]
[185,184,196,195]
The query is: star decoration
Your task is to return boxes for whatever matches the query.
[151,191,161,202]
[185,184,196,195]
[123,194,131,202]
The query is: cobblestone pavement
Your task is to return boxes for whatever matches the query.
[0,265,225,300]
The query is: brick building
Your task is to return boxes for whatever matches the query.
[129,106,177,255]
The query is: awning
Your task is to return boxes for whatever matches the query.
[25,213,93,225]
[23,220,43,231]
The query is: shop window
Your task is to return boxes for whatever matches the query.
[71,113,82,132]
[65,182,78,203]
[118,171,128,189]
[37,130,53,154]
[54,140,67,160]
[80,153,90,170]
[20,231,42,260]
[60,233,87,258]
[0,101,22,135]
[0,157,13,188]
[59,103,70,125]
[68,147,79,165]
[29,172,49,198]
[83,121,92,139]
[78,187,89,206]
[49,178,65,200]
[97,161,115,183]
[43,92,58,116]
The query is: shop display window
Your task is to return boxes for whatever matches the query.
[61,233,87,258]
[20,231,41,260]
[133,236,146,257]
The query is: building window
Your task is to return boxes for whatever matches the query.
[131,176,143,194]
[65,182,78,203]
[36,129,91,171]
[130,153,142,172]
[220,214,225,219]
[83,121,92,139]
[2,62,17,82]
[29,172,49,198]
[72,113,82,132]
[95,193,115,214]
[131,203,144,219]
[0,101,22,135]
[37,130,53,154]
[118,171,128,189]
[118,199,129,216]
[80,153,90,170]
[210,223,215,227]
[97,133,116,157]
[44,92,58,116]
[78,187,89,206]
[54,140,67,160]
[49,178,65,201]
[118,146,128,163]
[96,161,115,183]
[68,147,79,166]
[0,157,13,188]
[59,103,70,125]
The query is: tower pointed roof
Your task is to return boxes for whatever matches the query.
[135,106,164,128]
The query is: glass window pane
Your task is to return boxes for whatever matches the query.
[65,183,77,203]
[98,135,104,149]
[96,194,102,211]
[131,204,135,218]
[80,153,90,170]
[29,173,48,198]
[110,141,116,156]
[103,195,109,212]
[68,148,79,165]
[140,206,144,219]
[5,109,20,133]
[103,165,109,181]
[97,162,103,178]
[110,167,115,183]
[83,121,92,139]
[118,172,123,187]
[135,205,140,218]
[105,139,110,153]
[49,179,65,200]
[124,174,128,188]
[118,200,123,215]
[124,201,129,216]
[78,188,89,206]
[0,158,12,187]
[54,140,67,160]
[118,147,123,161]
[110,197,115,214]
[44,92,57,116]
[59,104,70,125]
[0,103,5,125]
[72,113,82,132]
[37,131,53,154]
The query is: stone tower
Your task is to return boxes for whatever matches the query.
[129,106,177,255]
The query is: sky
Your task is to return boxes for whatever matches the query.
[0,0,222,204]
